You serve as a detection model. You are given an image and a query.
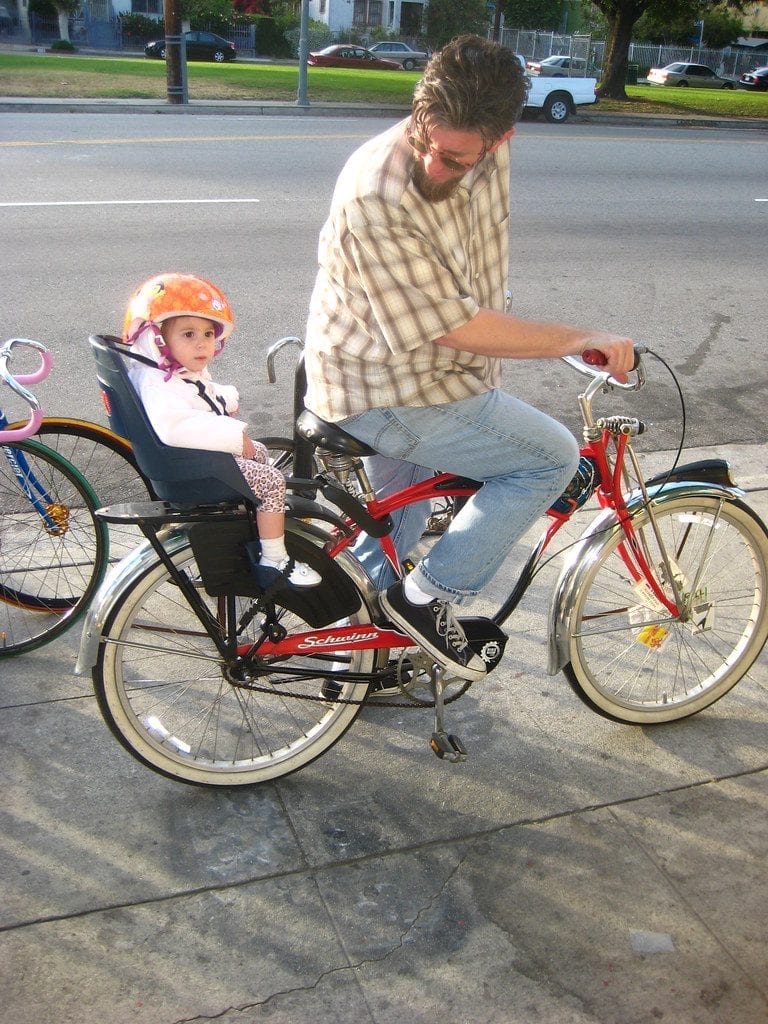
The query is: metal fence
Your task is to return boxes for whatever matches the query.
[2,15,256,55]
[5,16,766,77]
[501,27,768,80]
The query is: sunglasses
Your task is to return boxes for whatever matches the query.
[407,132,486,174]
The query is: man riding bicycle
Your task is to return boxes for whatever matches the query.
[303,35,634,681]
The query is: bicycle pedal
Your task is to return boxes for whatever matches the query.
[429,730,468,763]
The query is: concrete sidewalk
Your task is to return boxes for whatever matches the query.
[2,64,767,130]
[1,439,767,1024]
[2,93,768,131]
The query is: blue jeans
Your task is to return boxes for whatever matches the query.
[341,389,579,602]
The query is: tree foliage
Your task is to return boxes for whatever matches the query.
[424,0,490,49]
[498,0,562,31]
[182,0,234,23]
[593,0,748,99]
[635,3,743,46]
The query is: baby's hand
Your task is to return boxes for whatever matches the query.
[242,433,256,460]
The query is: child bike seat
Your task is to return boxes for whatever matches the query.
[89,334,257,508]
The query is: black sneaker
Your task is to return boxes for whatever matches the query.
[379,581,486,682]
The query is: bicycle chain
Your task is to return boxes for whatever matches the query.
[232,666,472,709]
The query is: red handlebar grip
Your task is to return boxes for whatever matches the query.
[582,349,608,367]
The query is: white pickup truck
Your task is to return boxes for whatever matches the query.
[524,74,598,122]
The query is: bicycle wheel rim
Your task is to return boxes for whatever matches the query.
[25,418,154,563]
[0,439,108,655]
[94,543,373,786]
[564,495,768,723]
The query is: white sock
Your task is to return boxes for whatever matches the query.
[403,574,434,606]
[259,537,288,564]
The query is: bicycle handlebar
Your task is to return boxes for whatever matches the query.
[561,346,646,392]
[0,338,53,441]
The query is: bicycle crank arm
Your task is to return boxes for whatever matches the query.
[429,666,468,763]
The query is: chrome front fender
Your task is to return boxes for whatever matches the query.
[546,480,743,676]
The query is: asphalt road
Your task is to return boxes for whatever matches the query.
[1,112,766,452]
[2,109,768,1024]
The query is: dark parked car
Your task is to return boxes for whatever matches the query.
[737,66,768,91]
[307,44,400,71]
[145,31,236,63]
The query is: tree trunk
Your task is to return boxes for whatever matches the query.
[57,8,70,41]
[597,6,637,99]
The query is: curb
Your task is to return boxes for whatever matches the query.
[0,96,413,117]
[1,95,767,130]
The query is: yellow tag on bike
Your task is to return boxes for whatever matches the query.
[636,624,668,650]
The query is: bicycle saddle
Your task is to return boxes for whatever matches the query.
[296,409,376,457]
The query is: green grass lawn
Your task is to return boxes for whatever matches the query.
[1,52,767,118]
[0,52,420,102]
[604,82,768,119]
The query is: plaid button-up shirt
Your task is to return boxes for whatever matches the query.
[304,118,511,422]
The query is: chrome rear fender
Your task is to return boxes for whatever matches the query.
[547,479,743,676]
[75,521,378,674]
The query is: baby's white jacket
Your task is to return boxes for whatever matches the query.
[128,330,247,456]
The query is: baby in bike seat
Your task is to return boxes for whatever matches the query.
[123,272,320,588]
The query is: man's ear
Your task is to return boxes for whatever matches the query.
[488,128,516,152]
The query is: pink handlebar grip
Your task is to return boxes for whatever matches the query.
[0,408,43,442]
[13,347,54,385]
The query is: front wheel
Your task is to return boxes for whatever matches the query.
[564,495,768,723]
[93,541,375,786]
[20,418,154,562]
[0,440,108,655]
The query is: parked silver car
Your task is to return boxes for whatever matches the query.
[367,41,428,70]
[525,55,587,77]
[646,62,733,89]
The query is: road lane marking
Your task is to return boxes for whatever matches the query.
[0,198,261,207]
[0,133,369,148]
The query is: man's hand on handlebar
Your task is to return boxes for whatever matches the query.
[579,335,635,382]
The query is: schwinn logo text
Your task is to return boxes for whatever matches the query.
[298,630,379,650]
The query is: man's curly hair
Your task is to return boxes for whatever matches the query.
[411,34,529,147]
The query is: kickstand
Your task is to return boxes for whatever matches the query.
[428,665,467,763]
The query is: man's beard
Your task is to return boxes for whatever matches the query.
[411,161,463,202]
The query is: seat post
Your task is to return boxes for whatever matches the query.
[292,357,317,480]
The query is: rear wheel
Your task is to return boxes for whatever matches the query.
[564,495,768,723]
[543,93,571,123]
[93,541,374,786]
[0,439,108,655]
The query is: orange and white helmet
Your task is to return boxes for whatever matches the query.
[123,273,234,350]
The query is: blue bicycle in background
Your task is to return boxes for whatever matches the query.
[0,338,108,654]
